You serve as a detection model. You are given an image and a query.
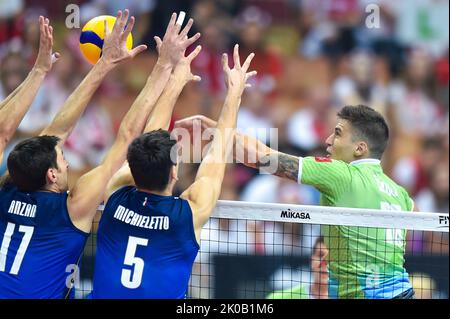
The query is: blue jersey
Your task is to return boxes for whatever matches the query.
[0,183,88,298]
[92,186,199,299]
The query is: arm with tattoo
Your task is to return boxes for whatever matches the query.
[234,132,300,182]
[174,117,301,182]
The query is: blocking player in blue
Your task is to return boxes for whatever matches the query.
[91,44,256,298]
[0,11,196,298]
[0,16,59,166]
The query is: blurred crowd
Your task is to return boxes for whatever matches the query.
[1,0,448,257]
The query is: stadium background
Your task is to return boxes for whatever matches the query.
[0,0,448,298]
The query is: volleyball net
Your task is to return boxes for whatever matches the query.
[76,201,449,299]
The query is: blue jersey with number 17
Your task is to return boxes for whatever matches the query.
[92,186,199,299]
[0,183,89,298]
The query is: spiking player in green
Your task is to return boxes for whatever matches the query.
[176,105,416,299]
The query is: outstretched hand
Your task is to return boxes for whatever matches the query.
[154,13,201,67]
[171,45,202,85]
[34,16,60,73]
[101,10,148,66]
[222,44,257,95]
[174,115,216,134]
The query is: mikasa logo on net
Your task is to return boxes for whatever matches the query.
[280,209,310,220]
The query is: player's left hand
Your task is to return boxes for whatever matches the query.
[34,16,60,73]
[174,115,217,134]
[154,13,201,68]
[222,44,257,95]
[171,45,202,85]
[101,9,148,66]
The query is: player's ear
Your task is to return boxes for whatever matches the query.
[354,141,368,157]
[46,168,57,184]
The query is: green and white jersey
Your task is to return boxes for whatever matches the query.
[299,157,414,299]
[266,284,309,299]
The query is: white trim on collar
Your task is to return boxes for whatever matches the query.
[350,158,381,165]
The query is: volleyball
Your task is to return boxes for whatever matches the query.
[79,15,133,65]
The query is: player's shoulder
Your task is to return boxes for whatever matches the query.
[105,185,136,206]
[304,156,349,166]
[395,183,413,202]
[382,171,410,196]
[381,172,414,208]
[305,156,352,174]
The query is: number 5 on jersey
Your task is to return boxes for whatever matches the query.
[121,236,148,289]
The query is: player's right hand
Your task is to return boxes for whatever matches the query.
[154,13,201,68]
[34,16,60,73]
[101,10,148,66]
[222,44,257,95]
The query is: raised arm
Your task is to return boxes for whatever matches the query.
[0,16,59,162]
[235,133,300,181]
[39,10,147,144]
[67,13,201,233]
[105,44,203,196]
[174,115,300,182]
[144,44,202,132]
[181,45,256,238]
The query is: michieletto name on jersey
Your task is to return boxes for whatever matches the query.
[113,205,169,230]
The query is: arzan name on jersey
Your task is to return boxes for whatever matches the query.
[113,205,169,230]
[8,200,37,218]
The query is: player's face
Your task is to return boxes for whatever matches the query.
[325,120,357,163]
[55,146,69,192]
[311,242,329,282]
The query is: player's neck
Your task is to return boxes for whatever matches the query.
[349,154,372,163]
[137,187,173,197]
[41,184,63,193]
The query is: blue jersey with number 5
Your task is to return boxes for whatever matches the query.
[92,186,199,299]
[0,183,88,298]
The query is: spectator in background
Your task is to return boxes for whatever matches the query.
[0,52,62,138]
[237,84,274,144]
[287,86,334,155]
[0,0,24,55]
[332,49,389,116]
[391,48,443,135]
[189,0,233,97]
[0,50,61,173]
[406,159,449,255]
[415,160,449,215]
[297,0,361,59]
[434,50,449,113]
[357,0,405,77]
[392,137,444,197]
[388,48,444,161]
[267,236,329,299]
[236,6,283,98]
[409,272,447,299]
[63,99,114,181]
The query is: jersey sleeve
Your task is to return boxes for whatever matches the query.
[299,156,352,198]
[400,187,414,211]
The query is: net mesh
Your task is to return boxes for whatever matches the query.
[76,202,449,299]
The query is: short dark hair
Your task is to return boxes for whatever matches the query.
[7,135,60,192]
[127,129,177,191]
[313,236,325,252]
[337,105,389,159]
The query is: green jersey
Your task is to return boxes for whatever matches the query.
[266,284,309,299]
[299,157,414,299]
